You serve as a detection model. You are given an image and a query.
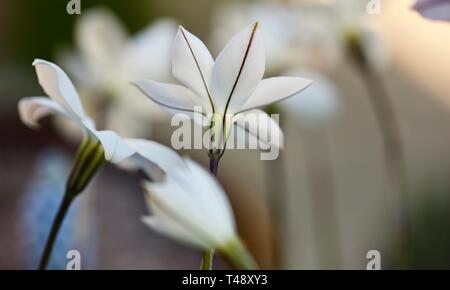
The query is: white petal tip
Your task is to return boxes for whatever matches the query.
[32,59,48,66]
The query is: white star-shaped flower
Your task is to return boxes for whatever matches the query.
[134,23,312,155]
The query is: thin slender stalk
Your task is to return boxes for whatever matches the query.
[200,153,221,270]
[201,249,215,270]
[38,191,75,270]
[38,137,105,270]
[347,34,411,267]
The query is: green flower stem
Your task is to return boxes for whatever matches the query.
[38,135,105,270]
[200,153,221,270]
[218,238,258,270]
[201,249,215,270]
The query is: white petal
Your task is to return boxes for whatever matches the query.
[144,179,219,247]
[279,70,339,124]
[87,128,136,163]
[76,8,127,65]
[125,18,177,82]
[234,109,284,149]
[125,138,185,173]
[33,59,86,120]
[172,26,214,113]
[239,77,313,113]
[134,80,205,116]
[182,160,236,236]
[18,97,71,128]
[141,215,207,249]
[211,22,265,113]
[142,160,237,248]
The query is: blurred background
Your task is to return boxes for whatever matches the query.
[2,0,450,269]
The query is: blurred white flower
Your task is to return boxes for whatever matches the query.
[18,59,135,163]
[211,0,340,73]
[142,158,235,249]
[59,8,178,137]
[141,157,257,269]
[413,0,450,21]
[280,69,340,125]
[211,0,387,72]
[135,23,312,155]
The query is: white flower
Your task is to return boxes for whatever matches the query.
[18,59,135,163]
[119,138,186,181]
[211,1,387,72]
[134,23,312,154]
[141,158,237,250]
[210,1,340,73]
[136,153,257,269]
[59,8,178,137]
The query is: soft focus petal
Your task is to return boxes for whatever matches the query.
[18,97,70,128]
[125,18,177,82]
[239,76,313,113]
[134,80,204,115]
[86,128,136,163]
[172,26,215,113]
[280,69,340,125]
[141,215,207,249]
[33,59,86,120]
[414,0,450,21]
[183,159,236,231]
[234,109,284,149]
[211,22,265,113]
[125,139,185,173]
[76,8,127,65]
[142,159,237,249]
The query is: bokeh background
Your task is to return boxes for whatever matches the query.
[2,0,450,270]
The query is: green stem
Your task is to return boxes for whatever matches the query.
[38,191,74,270]
[219,238,258,270]
[201,249,215,270]
[38,136,105,270]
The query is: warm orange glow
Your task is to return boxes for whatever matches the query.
[378,0,450,107]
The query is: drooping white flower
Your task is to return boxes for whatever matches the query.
[134,23,312,155]
[59,8,178,137]
[140,156,257,269]
[18,59,135,163]
[142,158,236,249]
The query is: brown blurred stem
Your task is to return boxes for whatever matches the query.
[346,33,411,267]
[200,153,221,270]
